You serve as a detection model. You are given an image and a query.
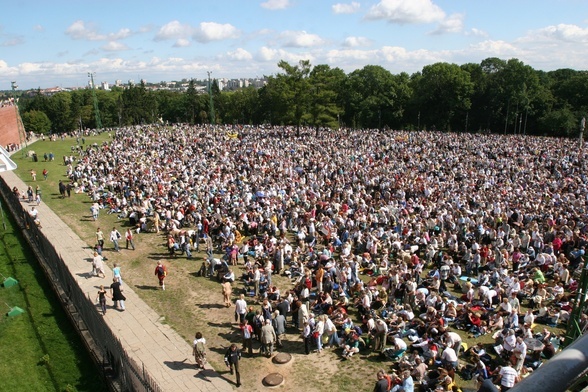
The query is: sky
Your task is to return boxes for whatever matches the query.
[2,0,588,90]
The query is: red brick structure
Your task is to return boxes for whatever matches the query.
[0,106,24,149]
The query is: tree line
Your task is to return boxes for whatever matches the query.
[15,57,588,137]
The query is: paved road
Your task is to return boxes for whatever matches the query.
[1,168,233,392]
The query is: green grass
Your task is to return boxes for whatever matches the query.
[0,203,107,392]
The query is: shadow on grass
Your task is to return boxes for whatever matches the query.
[208,321,234,328]
[194,368,234,385]
[134,284,159,291]
[198,303,226,310]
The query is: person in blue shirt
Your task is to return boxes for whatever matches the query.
[391,370,414,392]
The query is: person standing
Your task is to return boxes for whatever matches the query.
[110,227,121,252]
[92,251,106,278]
[96,228,105,248]
[260,319,277,357]
[110,277,126,310]
[302,320,312,354]
[192,332,207,369]
[155,261,167,290]
[42,168,48,180]
[35,185,41,205]
[224,344,242,387]
[95,285,109,315]
[113,263,123,287]
[234,294,248,324]
[240,320,254,357]
[221,281,232,307]
[58,180,66,198]
[272,310,287,348]
[125,228,135,250]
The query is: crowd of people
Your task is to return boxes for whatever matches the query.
[63,124,588,391]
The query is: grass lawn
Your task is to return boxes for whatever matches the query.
[7,133,567,392]
[0,195,107,392]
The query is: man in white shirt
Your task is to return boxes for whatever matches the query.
[441,346,458,369]
[497,365,518,391]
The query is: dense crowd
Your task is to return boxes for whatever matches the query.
[67,124,588,392]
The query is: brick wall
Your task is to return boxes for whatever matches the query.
[0,106,24,148]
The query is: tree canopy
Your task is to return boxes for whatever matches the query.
[15,58,588,137]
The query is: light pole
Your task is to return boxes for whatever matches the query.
[87,72,102,131]
[11,81,27,157]
[207,71,215,125]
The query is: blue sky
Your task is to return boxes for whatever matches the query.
[2,0,588,90]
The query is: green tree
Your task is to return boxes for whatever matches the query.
[22,110,51,134]
[344,65,397,129]
[306,64,346,133]
[411,62,473,131]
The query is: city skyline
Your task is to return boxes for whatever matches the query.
[2,0,588,90]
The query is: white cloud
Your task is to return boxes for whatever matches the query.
[343,36,372,47]
[225,48,253,61]
[467,28,488,38]
[66,20,132,42]
[332,2,360,14]
[467,40,518,56]
[155,20,193,41]
[365,0,445,24]
[33,25,45,32]
[101,41,130,51]
[279,30,326,47]
[1,36,24,47]
[260,0,290,10]
[255,46,314,63]
[526,23,588,43]
[431,13,464,35]
[257,46,278,61]
[193,22,239,43]
[66,20,105,41]
[173,38,191,48]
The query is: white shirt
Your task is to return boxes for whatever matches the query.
[235,298,247,314]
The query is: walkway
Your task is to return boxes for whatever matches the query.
[0,168,233,392]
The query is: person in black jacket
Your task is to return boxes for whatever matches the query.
[224,344,242,387]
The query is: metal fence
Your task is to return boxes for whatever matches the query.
[0,176,161,392]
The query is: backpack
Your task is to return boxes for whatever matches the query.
[158,265,166,276]
[195,341,206,356]
[243,326,251,339]
[253,315,263,329]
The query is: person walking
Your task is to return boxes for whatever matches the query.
[240,320,254,357]
[272,310,287,348]
[110,226,121,252]
[92,251,106,278]
[222,281,232,307]
[96,227,105,248]
[260,319,277,357]
[113,263,123,287]
[192,332,207,369]
[155,261,167,290]
[234,294,247,324]
[110,277,126,310]
[125,228,135,250]
[224,343,242,387]
[95,284,110,315]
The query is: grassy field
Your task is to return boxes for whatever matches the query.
[0,192,107,392]
[8,134,565,392]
